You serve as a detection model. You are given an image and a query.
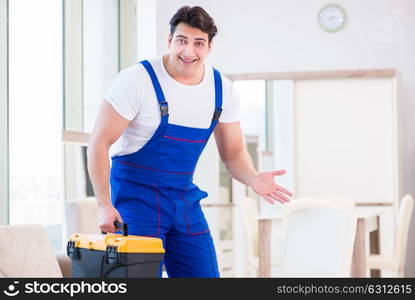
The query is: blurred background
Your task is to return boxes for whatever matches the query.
[0,0,414,277]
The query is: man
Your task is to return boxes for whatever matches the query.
[87,6,292,278]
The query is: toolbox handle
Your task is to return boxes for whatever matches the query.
[101,221,128,236]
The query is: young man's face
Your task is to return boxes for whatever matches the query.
[168,22,212,76]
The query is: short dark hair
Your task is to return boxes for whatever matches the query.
[169,6,218,43]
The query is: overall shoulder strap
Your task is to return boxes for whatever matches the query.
[212,67,223,122]
[140,60,168,117]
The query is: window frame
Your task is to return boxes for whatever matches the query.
[0,0,9,225]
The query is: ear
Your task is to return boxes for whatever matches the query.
[168,34,172,48]
[207,40,213,54]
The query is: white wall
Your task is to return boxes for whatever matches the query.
[154,0,415,276]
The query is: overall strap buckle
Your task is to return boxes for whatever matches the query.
[212,108,222,122]
[160,101,169,116]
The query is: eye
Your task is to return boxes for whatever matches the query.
[195,42,204,47]
[178,39,186,44]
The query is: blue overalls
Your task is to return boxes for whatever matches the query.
[109,60,222,278]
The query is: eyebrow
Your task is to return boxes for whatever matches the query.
[176,35,207,42]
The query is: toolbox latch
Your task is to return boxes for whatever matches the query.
[106,246,119,264]
[67,241,79,259]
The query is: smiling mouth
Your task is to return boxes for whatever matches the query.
[179,57,198,64]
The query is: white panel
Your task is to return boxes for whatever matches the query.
[294,78,398,204]
[120,0,137,69]
[273,80,295,200]
[83,0,119,132]
[64,0,83,132]
[137,0,157,61]
[234,80,266,150]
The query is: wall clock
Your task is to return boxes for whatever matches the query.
[318,4,347,32]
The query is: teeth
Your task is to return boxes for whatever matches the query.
[180,57,196,63]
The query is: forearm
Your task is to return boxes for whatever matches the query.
[222,148,258,187]
[87,143,112,208]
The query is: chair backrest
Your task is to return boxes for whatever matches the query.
[0,224,63,277]
[315,196,356,210]
[395,194,414,268]
[65,196,100,236]
[240,196,259,271]
[279,198,357,277]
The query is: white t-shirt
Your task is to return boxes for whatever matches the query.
[104,55,240,157]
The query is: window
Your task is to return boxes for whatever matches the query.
[233,80,267,151]
[9,0,63,251]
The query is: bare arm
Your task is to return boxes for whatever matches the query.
[87,100,130,232]
[213,122,257,186]
[214,121,292,204]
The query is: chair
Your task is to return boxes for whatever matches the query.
[240,196,259,276]
[65,196,100,236]
[0,224,68,277]
[312,196,356,210]
[366,194,414,277]
[240,196,283,277]
[279,198,357,277]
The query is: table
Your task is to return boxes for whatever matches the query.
[257,208,384,277]
[257,215,282,278]
[351,208,385,277]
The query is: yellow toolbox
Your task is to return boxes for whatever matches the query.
[67,222,164,278]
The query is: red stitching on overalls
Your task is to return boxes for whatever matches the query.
[153,184,161,235]
[163,135,206,143]
[118,161,194,175]
[179,191,210,236]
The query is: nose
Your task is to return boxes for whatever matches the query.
[182,43,196,58]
